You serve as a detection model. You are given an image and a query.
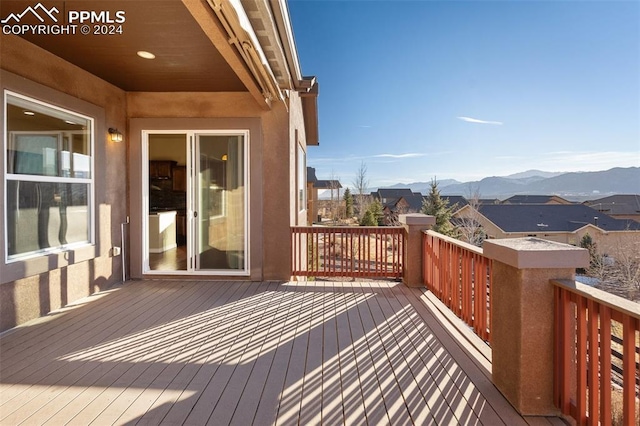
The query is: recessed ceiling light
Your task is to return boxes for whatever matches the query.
[137,51,155,59]
[23,111,35,116]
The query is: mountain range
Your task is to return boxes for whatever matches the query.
[387,167,640,201]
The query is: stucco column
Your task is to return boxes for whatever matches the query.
[399,213,435,287]
[483,238,589,415]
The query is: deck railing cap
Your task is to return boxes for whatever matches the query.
[552,278,640,319]
[483,237,589,269]
[399,213,435,226]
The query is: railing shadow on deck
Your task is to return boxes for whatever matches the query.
[1,279,516,424]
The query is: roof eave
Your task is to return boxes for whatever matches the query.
[300,81,319,146]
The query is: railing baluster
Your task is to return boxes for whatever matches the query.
[622,315,637,424]
[551,280,639,426]
[600,305,612,426]
[421,230,492,343]
[588,299,599,424]
[290,226,406,279]
[577,296,588,424]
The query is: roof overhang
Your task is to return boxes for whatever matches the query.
[0,0,313,111]
[300,80,319,146]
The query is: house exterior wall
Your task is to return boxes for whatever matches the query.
[127,91,297,281]
[0,35,128,331]
[473,211,640,258]
[289,92,308,228]
[610,214,640,223]
[1,30,309,330]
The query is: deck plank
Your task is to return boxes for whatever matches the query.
[2,281,206,425]
[106,281,241,425]
[40,281,223,426]
[0,279,558,426]
[130,281,251,426]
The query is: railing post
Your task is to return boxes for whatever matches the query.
[399,213,435,287]
[483,237,589,416]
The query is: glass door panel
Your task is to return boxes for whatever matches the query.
[195,134,246,272]
[146,133,188,272]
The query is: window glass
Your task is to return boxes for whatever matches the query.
[5,92,93,260]
[298,144,306,212]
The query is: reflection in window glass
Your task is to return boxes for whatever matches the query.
[5,92,93,260]
[6,181,90,256]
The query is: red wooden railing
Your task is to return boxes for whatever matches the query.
[553,279,640,425]
[422,230,491,342]
[291,226,405,279]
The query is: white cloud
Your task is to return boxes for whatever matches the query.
[495,155,525,160]
[457,116,503,125]
[372,153,426,159]
[309,152,429,164]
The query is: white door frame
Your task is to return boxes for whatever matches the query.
[141,129,250,276]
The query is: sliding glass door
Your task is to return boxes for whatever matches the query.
[144,131,248,275]
[194,134,246,271]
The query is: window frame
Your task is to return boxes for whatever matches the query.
[297,142,306,213]
[4,90,95,263]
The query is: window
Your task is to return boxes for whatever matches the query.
[298,143,306,212]
[5,92,94,261]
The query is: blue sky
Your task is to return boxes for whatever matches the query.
[288,0,640,187]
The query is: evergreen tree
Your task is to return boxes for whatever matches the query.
[421,179,457,236]
[360,199,383,226]
[360,210,376,226]
[579,233,599,271]
[369,198,384,225]
[343,188,354,218]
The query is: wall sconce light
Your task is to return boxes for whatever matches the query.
[221,154,228,161]
[108,128,123,143]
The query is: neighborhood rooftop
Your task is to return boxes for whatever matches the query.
[478,203,640,233]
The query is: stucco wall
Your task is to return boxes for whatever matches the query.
[127,91,296,281]
[0,35,127,331]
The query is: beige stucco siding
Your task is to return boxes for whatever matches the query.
[0,34,128,331]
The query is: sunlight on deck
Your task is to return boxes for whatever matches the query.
[0,280,531,425]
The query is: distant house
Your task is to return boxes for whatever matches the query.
[315,179,343,199]
[372,189,424,225]
[371,188,416,205]
[478,198,501,205]
[314,179,342,220]
[441,195,469,212]
[502,195,573,205]
[454,203,640,255]
[374,191,470,224]
[585,195,640,223]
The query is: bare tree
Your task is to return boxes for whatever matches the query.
[585,236,640,302]
[455,188,486,247]
[352,161,370,219]
[327,169,342,223]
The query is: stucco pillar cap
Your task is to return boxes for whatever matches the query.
[483,237,589,269]
[399,213,435,226]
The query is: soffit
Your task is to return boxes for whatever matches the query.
[0,0,248,92]
[240,0,291,89]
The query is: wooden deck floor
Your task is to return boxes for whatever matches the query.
[0,280,564,425]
